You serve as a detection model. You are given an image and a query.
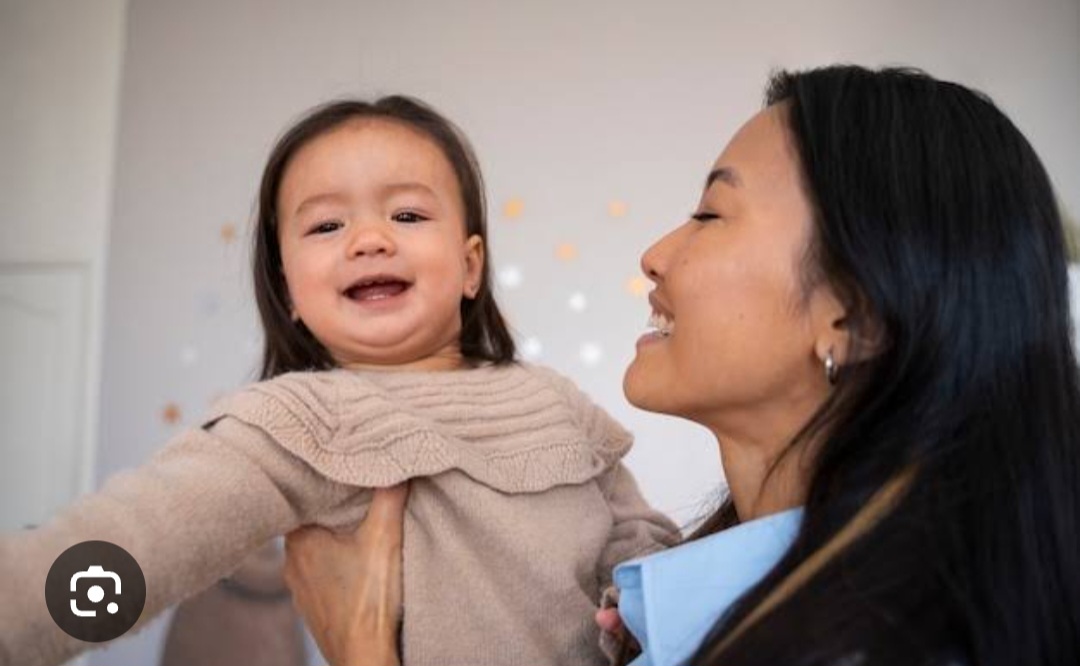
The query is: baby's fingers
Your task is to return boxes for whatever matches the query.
[595,607,624,634]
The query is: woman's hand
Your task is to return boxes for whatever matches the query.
[284,483,410,666]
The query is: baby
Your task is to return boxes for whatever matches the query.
[0,96,678,666]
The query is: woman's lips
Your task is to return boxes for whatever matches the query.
[636,330,670,349]
[637,309,674,349]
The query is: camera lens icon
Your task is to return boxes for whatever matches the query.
[46,541,146,642]
[70,565,122,617]
[85,585,119,614]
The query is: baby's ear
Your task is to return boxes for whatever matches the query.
[463,235,484,299]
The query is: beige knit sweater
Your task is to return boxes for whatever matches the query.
[0,362,679,666]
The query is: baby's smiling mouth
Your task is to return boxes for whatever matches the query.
[344,275,413,302]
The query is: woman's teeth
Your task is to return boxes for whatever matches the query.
[648,312,674,337]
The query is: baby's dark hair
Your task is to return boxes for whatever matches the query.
[252,96,516,379]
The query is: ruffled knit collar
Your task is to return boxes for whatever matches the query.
[210,362,632,494]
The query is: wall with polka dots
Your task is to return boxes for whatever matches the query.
[90,1,1078,663]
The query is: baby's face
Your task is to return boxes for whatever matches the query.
[276,118,483,370]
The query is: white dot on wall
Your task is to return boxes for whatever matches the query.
[568,292,588,313]
[498,265,524,290]
[521,337,543,360]
[198,292,221,317]
[180,346,199,366]
[579,342,604,367]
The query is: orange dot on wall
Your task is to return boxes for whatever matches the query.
[555,243,578,262]
[161,403,182,425]
[502,198,525,220]
[220,223,238,243]
[607,200,628,218]
[626,276,649,297]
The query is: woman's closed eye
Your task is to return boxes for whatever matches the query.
[691,210,721,223]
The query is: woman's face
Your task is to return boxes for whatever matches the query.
[624,106,839,441]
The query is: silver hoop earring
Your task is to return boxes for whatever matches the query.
[824,350,838,385]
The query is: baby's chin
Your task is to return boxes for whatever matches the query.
[333,347,467,372]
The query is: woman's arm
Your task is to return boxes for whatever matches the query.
[284,484,409,666]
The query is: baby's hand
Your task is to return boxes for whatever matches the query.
[595,607,624,635]
[596,604,640,664]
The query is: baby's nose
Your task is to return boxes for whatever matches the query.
[347,223,396,257]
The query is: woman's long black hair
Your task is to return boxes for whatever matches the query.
[692,66,1080,665]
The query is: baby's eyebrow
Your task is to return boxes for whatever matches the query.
[379,181,438,197]
[293,192,348,217]
[291,182,439,218]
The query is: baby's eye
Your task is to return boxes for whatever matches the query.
[308,220,343,235]
[691,211,720,223]
[392,210,428,224]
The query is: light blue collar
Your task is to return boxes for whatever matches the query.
[614,508,803,666]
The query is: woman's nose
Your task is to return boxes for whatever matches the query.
[641,223,687,283]
[640,236,666,284]
[347,222,396,258]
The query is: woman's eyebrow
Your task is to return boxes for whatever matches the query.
[705,166,742,190]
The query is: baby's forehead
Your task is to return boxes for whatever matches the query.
[280,118,461,204]
[296,116,449,168]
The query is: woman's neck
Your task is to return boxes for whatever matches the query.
[700,380,829,521]
[717,440,808,521]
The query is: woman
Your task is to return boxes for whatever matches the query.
[284,66,1080,666]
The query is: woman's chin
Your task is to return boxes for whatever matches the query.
[624,356,688,417]
[622,359,655,410]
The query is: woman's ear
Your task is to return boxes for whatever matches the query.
[463,235,484,299]
[808,284,882,369]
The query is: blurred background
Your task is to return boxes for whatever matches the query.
[1,0,1078,664]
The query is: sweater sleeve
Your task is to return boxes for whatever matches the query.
[529,365,681,586]
[596,463,681,591]
[0,411,369,666]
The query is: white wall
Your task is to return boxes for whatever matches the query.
[0,0,127,263]
[10,0,1073,664]
[0,0,125,526]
